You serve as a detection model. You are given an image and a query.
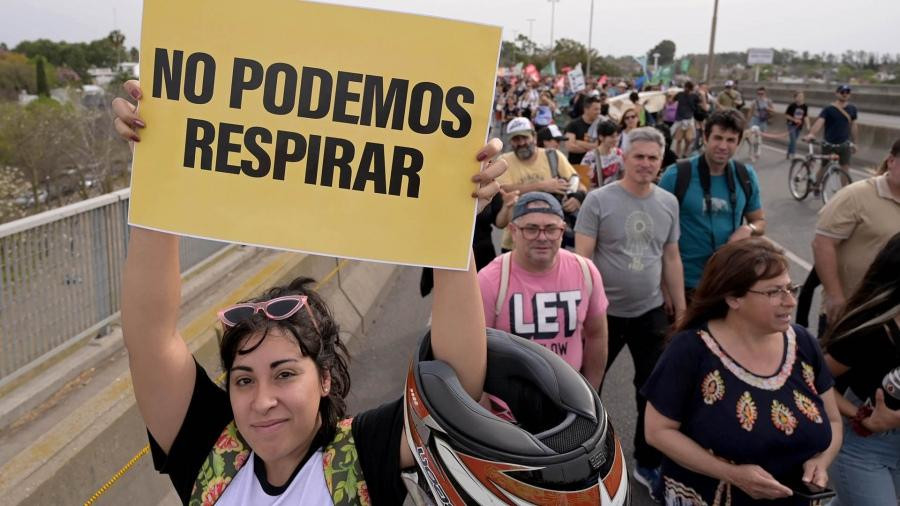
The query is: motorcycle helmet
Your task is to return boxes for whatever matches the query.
[402,328,630,505]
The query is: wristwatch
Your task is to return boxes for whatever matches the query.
[747,222,759,235]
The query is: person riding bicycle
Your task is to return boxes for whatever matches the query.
[804,85,857,193]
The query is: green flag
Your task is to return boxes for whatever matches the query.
[541,60,557,76]
[680,58,690,73]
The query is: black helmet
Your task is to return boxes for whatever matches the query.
[402,328,630,505]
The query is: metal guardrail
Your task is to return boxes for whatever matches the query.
[0,189,226,380]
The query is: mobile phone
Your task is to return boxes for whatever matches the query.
[782,477,836,500]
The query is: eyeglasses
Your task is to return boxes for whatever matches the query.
[839,91,851,95]
[517,225,565,240]
[217,295,319,331]
[624,115,637,120]
[746,284,800,303]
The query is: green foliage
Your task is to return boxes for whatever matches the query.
[35,56,49,96]
[0,52,35,100]
[499,35,621,77]
[647,40,676,66]
[13,30,130,82]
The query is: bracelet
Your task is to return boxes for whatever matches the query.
[850,404,874,437]
[747,223,759,235]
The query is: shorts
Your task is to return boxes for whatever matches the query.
[750,116,768,131]
[672,118,695,132]
[822,142,852,166]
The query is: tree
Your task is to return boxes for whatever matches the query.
[0,100,75,210]
[35,56,49,96]
[0,166,28,223]
[0,51,35,100]
[129,47,139,62]
[647,40,676,66]
[68,95,132,195]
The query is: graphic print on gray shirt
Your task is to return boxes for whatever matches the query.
[574,183,679,317]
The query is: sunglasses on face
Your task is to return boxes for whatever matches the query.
[217,295,319,332]
[624,115,637,120]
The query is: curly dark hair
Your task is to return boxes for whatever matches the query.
[219,277,350,443]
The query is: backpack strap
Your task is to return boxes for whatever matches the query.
[189,421,250,506]
[546,148,559,179]
[573,253,593,301]
[732,160,754,222]
[323,419,371,505]
[495,252,512,319]
[673,159,693,206]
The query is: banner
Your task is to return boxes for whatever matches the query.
[567,63,585,92]
[131,0,502,269]
[680,58,691,73]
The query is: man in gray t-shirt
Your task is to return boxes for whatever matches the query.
[574,127,685,497]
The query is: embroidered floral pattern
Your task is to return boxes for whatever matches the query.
[794,390,823,423]
[770,400,799,435]
[697,327,796,391]
[200,476,231,506]
[736,391,757,432]
[802,362,818,394]
[702,370,726,405]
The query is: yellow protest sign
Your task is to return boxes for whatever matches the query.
[131,0,501,269]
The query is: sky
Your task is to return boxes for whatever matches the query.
[3,0,898,58]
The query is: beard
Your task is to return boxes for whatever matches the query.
[515,144,535,160]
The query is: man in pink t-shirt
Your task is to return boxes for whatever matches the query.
[478,192,609,389]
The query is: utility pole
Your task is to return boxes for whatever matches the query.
[586,0,594,79]
[526,18,536,42]
[653,52,661,72]
[705,0,719,82]
[548,0,560,51]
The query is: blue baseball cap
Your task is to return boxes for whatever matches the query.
[836,84,851,93]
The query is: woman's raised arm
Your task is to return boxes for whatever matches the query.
[117,81,196,453]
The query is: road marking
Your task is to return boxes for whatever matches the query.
[765,237,813,273]
[760,143,872,179]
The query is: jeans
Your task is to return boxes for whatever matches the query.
[829,421,900,505]
[604,306,668,468]
[787,124,801,156]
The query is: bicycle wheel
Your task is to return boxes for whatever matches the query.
[821,165,852,204]
[788,159,811,200]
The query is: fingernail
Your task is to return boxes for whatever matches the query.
[132,135,141,143]
[131,89,141,100]
[133,119,146,128]
[477,152,487,161]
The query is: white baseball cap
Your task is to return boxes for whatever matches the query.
[724,80,735,87]
[506,117,534,137]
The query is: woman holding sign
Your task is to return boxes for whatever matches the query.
[113,82,629,505]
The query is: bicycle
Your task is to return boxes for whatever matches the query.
[788,140,852,204]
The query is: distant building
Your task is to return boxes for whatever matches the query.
[86,62,139,86]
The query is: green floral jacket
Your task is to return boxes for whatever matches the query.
[188,418,370,506]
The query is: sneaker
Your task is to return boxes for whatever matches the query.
[632,465,662,502]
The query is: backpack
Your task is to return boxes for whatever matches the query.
[189,420,370,506]
[494,252,592,319]
[673,158,754,225]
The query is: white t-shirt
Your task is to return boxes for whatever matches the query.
[217,450,332,505]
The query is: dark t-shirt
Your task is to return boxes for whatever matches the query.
[564,117,593,164]
[785,103,808,127]
[675,92,700,121]
[642,324,834,505]
[148,360,407,505]
[819,104,858,144]
[827,319,900,407]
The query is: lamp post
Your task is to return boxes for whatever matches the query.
[653,52,660,72]
[548,0,560,51]
[586,0,594,79]
[705,0,719,82]
[526,18,536,42]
